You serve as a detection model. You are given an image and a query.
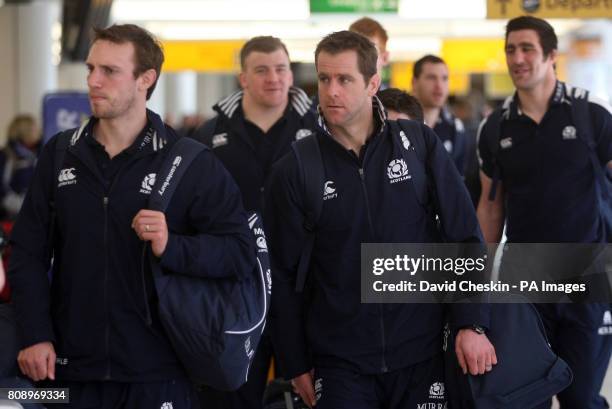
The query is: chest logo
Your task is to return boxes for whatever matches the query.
[562,125,577,140]
[500,137,513,150]
[212,133,228,148]
[387,159,411,184]
[323,180,338,201]
[58,168,77,187]
[296,129,313,140]
[140,173,156,195]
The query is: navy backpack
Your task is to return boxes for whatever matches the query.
[147,136,271,390]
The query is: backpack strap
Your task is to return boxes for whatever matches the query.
[192,116,219,146]
[391,119,448,241]
[389,120,428,205]
[148,137,206,213]
[291,134,324,293]
[47,130,74,260]
[484,108,504,201]
[570,87,610,202]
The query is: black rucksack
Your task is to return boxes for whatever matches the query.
[147,137,271,390]
[50,126,272,391]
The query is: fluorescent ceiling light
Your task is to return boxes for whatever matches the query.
[399,0,486,19]
[112,0,309,21]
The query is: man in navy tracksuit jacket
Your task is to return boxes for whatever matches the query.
[192,36,316,409]
[412,55,467,177]
[266,31,496,409]
[477,16,612,409]
[8,24,254,409]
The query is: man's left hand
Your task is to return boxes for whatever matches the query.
[132,209,168,257]
[455,328,497,376]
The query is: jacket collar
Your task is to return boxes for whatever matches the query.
[316,95,387,136]
[504,80,570,121]
[214,86,312,119]
[69,109,170,154]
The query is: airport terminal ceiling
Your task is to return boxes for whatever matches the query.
[109,0,587,63]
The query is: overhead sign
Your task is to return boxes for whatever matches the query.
[310,0,399,13]
[441,39,507,74]
[487,0,612,19]
[162,41,245,73]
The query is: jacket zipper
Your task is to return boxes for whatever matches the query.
[357,167,388,373]
[103,196,111,380]
[101,160,138,380]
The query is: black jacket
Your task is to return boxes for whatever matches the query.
[193,87,316,213]
[265,99,490,378]
[8,110,255,382]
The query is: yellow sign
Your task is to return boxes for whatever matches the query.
[442,39,507,74]
[162,41,245,73]
[485,73,514,98]
[390,62,413,91]
[487,0,612,19]
[390,62,470,95]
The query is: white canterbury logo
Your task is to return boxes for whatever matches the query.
[58,168,75,182]
[400,131,411,150]
[212,133,228,148]
[295,128,313,140]
[323,180,337,201]
[58,168,77,187]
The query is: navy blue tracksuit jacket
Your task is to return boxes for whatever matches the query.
[265,101,490,379]
[8,110,255,382]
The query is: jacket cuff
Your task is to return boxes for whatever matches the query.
[449,303,491,332]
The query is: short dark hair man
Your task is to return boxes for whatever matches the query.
[8,24,255,408]
[193,35,315,409]
[477,15,612,409]
[266,30,496,409]
[378,87,424,122]
[412,55,468,174]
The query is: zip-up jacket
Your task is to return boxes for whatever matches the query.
[193,86,316,212]
[8,110,255,382]
[265,99,490,378]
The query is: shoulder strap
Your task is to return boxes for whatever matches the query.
[291,134,324,293]
[192,116,219,146]
[570,87,610,202]
[390,119,428,205]
[148,137,206,213]
[47,130,72,260]
[485,108,504,201]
